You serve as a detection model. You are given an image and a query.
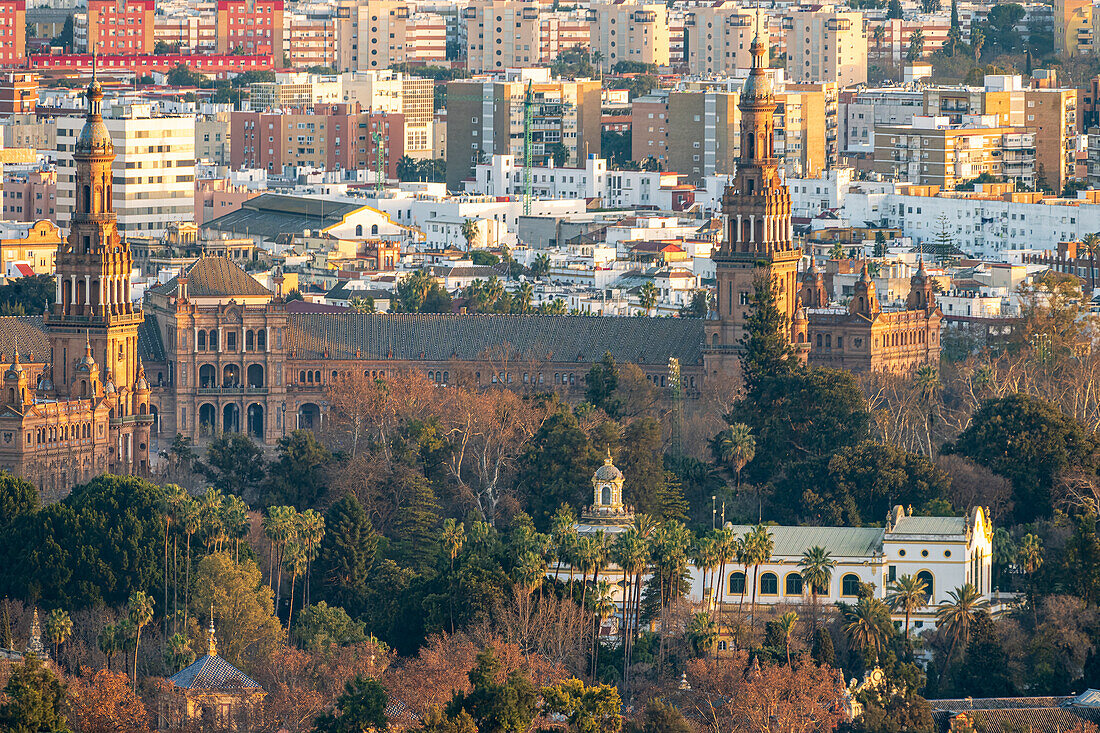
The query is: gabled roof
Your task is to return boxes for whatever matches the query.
[137,315,166,364]
[888,515,967,537]
[150,257,270,299]
[167,654,262,692]
[203,193,365,240]
[284,313,706,366]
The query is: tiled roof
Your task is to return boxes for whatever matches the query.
[0,316,49,362]
[150,257,270,298]
[930,697,1071,712]
[203,194,364,240]
[724,525,886,559]
[167,654,262,691]
[137,315,166,363]
[931,706,1100,733]
[285,313,706,366]
[889,515,967,536]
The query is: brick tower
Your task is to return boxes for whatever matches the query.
[705,32,801,381]
[44,66,151,474]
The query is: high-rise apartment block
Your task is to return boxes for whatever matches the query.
[1054,0,1091,55]
[465,0,542,72]
[358,0,447,71]
[589,1,670,72]
[0,0,25,65]
[683,4,766,76]
[215,0,284,57]
[343,71,434,158]
[57,104,196,236]
[784,6,867,87]
[231,103,405,177]
[0,72,36,115]
[76,0,154,54]
[445,71,602,189]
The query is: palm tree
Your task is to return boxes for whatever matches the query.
[550,506,576,584]
[914,363,941,457]
[199,487,226,552]
[591,580,616,678]
[442,518,466,572]
[886,574,928,639]
[746,525,774,634]
[179,497,200,629]
[460,218,479,249]
[1019,534,1043,627]
[97,623,119,672]
[611,527,649,687]
[798,546,836,632]
[637,282,659,315]
[514,282,534,314]
[45,609,72,668]
[841,597,892,664]
[164,484,190,633]
[1082,232,1100,294]
[711,423,756,499]
[936,583,990,670]
[776,611,799,667]
[264,505,299,612]
[991,527,1015,592]
[128,591,154,691]
[298,509,325,609]
[531,253,551,278]
[734,533,751,622]
[713,527,737,656]
[164,633,195,674]
[283,541,307,630]
[687,611,718,658]
[693,534,720,610]
[222,494,251,563]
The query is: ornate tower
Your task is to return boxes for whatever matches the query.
[906,259,936,311]
[45,68,151,474]
[705,33,801,380]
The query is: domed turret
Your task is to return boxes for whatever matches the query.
[594,448,623,482]
[4,348,24,381]
[135,357,150,392]
[76,59,113,156]
[741,35,773,104]
[907,257,936,311]
[850,262,881,318]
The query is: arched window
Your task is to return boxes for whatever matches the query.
[208,330,218,350]
[728,571,746,595]
[841,573,861,597]
[246,330,254,351]
[306,371,314,383]
[198,331,206,350]
[371,224,379,236]
[314,370,322,383]
[785,572,804,595]
[299,370,306,383]
[257,329,266,350]
[917,570,934,602]
[759,572,778,595]
[601,486,611,505]
[355,224,363,236]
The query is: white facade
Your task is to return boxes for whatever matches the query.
[842,88,925,155]
[784,6,868,87]
[57,104,196,237]
[467,154,682,210]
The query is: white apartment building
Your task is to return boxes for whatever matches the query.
[57,103,196,237]
[589,1,671,72]
[842,87,925,155]
[467,154,685,210]
[784,5,867,87]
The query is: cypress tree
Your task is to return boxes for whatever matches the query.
[739,269,794,391]
[812,626,835,667]
[656,471,688,521]
[313,494,378,616]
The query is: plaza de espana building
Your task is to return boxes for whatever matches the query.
[0,40,939,493]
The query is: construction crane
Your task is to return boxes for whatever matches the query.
[523,80,533,217]
[373,131,385,194]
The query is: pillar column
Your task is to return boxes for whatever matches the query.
[84,275,91,305]
[735,215,742,243]
[749,215,755,243]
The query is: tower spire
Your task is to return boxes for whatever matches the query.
[207,605,218,657]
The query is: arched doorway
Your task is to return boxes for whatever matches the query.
[247,364,265,388]
[199,403,216,435]
[223,403,240,433]
[223,364,240,387]
[199,364,216,388]
[247,403,264,441]
[298,402,319,430]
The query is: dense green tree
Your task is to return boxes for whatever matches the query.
[199,434,267,499]
[541,678,622,732]
[619,417,667,515]
[947,393,1100,522]
[516,405,599,528]
[626,699,695,733]
[848,692,934,733]
[886,0,903,18]
[984,3,1025,54]
[388,467,442,574]
[948,611,1015,698]
[314,675,389,732]
[585,353,620,416]
[814,442,951,526]
[733,366,870,488]
[263,430,332,508]
[313,495,379,616]
[190,552,283,669]
[0,471,37,534]
[5,474,165,609]
[0,655,68,733]
[444,649,539,733]
[656,471,688,521]
[1064,513,1100,606]
[812,626,835,667]
[738,270,795,391]
[0,274,53,315]
[295,601,369,652]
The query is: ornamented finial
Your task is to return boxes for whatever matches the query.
[25,609,46,658]
[207,604,217,657]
